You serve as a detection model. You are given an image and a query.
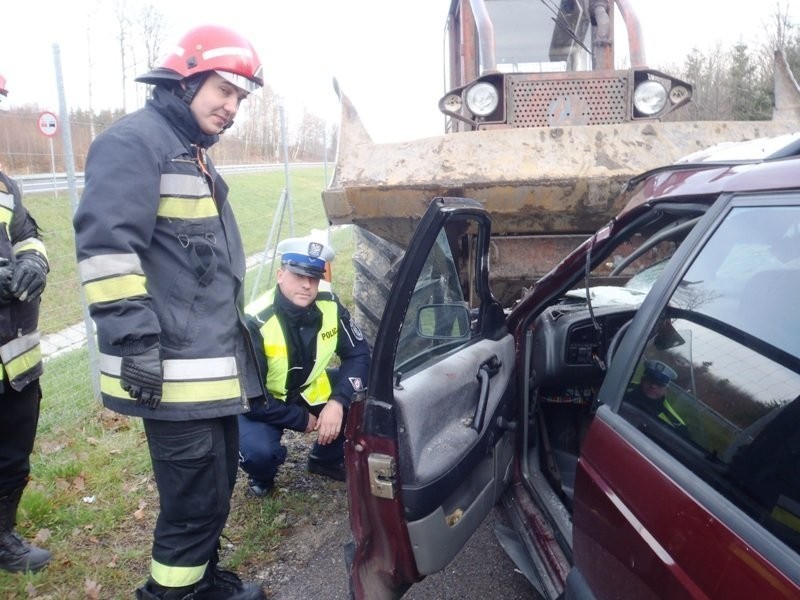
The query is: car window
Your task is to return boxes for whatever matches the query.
[621,202,800,552]
[393,217,479,374]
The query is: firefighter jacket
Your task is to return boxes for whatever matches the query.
[73,86,262,420]
[0,171,47,391]
[244,285,370,431]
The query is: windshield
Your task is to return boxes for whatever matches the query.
[485,0,591,72]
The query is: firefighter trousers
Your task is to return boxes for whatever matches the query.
[142,415,238,586]
[0,381,41,496]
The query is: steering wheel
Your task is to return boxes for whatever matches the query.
[605,316,635,369]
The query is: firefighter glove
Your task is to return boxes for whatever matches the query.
[10,252,48,302]
[0,260,14,304]
[121,344,163,409]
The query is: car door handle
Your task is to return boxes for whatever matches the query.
[472,355,502,431]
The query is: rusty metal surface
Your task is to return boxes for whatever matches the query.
[325,92,798,249]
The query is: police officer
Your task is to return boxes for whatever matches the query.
[73,26,266,599]
[0,74,51,573]
[239,237,370,497]
[625,359,686,430]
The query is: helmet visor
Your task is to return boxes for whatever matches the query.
[216,69,261,94]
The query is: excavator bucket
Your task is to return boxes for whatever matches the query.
[322,48,800,342]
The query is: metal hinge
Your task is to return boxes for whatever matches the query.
[368,454,397,499]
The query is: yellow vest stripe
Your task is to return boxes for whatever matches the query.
[150,559,207,588]
[84,274,147,305]
[157,197,218,219]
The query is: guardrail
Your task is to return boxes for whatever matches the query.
[15,163,325,194]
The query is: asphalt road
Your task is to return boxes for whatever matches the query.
[267,505,536,600]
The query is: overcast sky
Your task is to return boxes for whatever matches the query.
[1,1,796,143]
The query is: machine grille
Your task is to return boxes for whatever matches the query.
[507,75,629,127]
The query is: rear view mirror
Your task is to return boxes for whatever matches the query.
[417,304,471,339]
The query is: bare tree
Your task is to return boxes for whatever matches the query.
[113,0,133,112]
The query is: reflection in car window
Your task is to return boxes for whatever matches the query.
[622,203,800,552]
[393,219,478,373]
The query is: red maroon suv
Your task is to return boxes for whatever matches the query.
[342,135,800,599]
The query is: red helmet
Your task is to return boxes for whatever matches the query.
[0,74,7,97]
[136,25,263,93]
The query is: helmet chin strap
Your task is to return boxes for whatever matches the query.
[180,72,211,105]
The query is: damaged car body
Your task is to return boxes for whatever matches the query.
[343,138,800,599]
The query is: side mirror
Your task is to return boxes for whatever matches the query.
[417,304,471,339]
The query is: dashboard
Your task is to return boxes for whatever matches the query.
[530,301,638,388]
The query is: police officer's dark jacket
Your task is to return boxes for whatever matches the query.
[243,285,370,431]
[74,86,261,420]
[0,172,48,391]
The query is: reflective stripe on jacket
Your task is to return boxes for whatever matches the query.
[0,172,47,391]
[247,288,338,406]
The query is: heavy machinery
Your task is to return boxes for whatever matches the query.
[322,0,800,344]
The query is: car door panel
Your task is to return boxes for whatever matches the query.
[345,197,514,598]
[396,334,515,573]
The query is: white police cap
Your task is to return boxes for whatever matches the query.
[643,359,677,385]
[277,237,335,279]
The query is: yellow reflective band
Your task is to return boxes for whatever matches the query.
[84,274,147,305]
[14,239,48,259]
[3,345,41,381]
[101,372,241,403]
[100,373,129,399]
[158,197,218,219]
[151,559,207,588]
[162,378,241,402]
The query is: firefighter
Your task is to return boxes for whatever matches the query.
[0,74,51,573]
[239,237,370,497]
[73,26,266,599]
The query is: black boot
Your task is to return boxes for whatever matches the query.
[135,573,264,600]
[191,558,265,600]
[0,486,51,573]
[135,579,195,599]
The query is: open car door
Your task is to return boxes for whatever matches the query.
[344,197,516,599]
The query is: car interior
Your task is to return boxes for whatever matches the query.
[520,199,800,556]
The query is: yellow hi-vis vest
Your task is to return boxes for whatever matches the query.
[249,289,339,406]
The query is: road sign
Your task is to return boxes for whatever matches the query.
[38,111,58,137]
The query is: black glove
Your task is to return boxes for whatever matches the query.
[121,344,163,409]
[10,252,48,302]
[0,260,14,304]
